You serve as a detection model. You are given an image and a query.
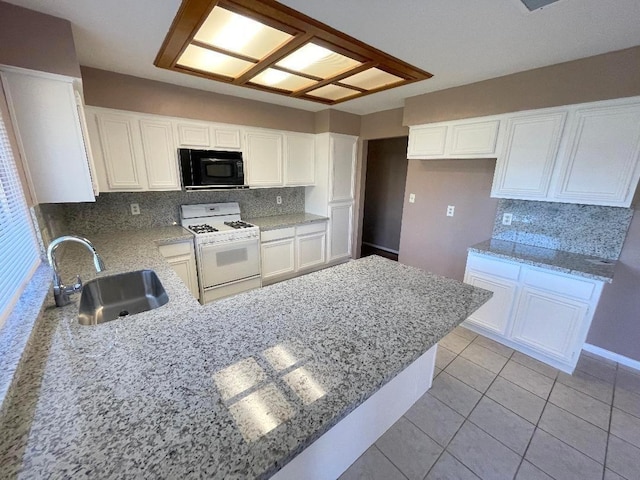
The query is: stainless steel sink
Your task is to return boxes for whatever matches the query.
[78,270,169,325]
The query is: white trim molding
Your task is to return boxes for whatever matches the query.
[583,343,640,372]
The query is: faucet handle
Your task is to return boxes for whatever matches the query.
[72,275,83,292]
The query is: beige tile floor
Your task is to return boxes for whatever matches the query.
[339,327,640,480]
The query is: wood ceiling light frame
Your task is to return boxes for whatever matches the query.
[155,0,433,105]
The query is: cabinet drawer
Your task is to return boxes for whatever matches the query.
[466,254,520,280]
[158,241,192,258]
[296,222,326,236]
[261,227,295,242]
[522,268,596,301]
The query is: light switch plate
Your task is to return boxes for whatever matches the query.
[409,193,415,203]
[502,213,513,225]
[447,205,455,217]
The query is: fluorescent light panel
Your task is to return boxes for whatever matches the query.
[177,44,253,77]
[276,43,361,79]
[307,83,359,101]
[194,7,292,60]
[341,68,404,91]
[249,68,316,91]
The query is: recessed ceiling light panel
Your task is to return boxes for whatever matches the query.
[156,0,433,105]
[341,68,404,91]
[249,68,317,91]
[194,7,292,60]
[177,44,253,78]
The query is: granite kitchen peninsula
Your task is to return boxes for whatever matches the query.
[0,228,491,479]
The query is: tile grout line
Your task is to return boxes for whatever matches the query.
[511,359,560,480]
[424,337,518,480]
[371,444,410,480]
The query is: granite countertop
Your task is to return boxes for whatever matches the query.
[469,238,617,283]
[0,227,491,479]
[246,212,329,231]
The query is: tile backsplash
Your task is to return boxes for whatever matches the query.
[492,199,634,260]
[39,188,305,236]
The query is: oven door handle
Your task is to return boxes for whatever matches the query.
[199,237,259,250]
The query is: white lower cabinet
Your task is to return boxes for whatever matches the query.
[261,228,296,280]
[463,252,603,373]
[261,222,327,283]
[157,240,199,300]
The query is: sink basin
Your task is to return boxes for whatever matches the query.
[78,269,169,325]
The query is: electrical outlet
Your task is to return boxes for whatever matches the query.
[276,195,282,205]
[409,193,416,203]
[447,205,455,217]
[502,213,513,225]
[130,203,140,215]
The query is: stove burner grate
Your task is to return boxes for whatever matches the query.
[189,224,219,234]
[224,221,254,229]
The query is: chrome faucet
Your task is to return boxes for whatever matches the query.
[47,235,106,307]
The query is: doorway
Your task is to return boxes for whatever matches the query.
[360,137,409,261]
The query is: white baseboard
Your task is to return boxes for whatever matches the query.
[583,343,640,372]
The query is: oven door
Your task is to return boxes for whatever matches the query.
[198,238,260,288]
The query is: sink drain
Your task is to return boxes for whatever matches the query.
[119,310,129,317]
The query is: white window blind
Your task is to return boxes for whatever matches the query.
[0,106,40,328]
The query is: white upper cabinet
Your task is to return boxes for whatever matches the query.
[491,97,640,207]
[284,132,315,186]
[245,130,283,187]
[492,111,567,199]
[551,101,640,207]
[408,119,500,159]
[329,134,357,202]
[176,121,242,150]
[176,122,210,147]
[1,68,96,203]
[93,111,146,191]
[139,119,181,190]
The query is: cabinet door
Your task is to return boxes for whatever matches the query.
[449,120,500,156]
[296,232,326,270]
[408,125,447,158]
[96,112,145,190]
[140,119,180,190]
[284,132,315,186]
[176,122,211,147]
[511,286,588,362]
[329,135,356,202]
[213,127,241,150]
[158,241,199,299]
[1,70,95,203]
[328,202,353,261]
[464,271,517,335]
[492,112,566,198]
[553,103,640,207]
[246,130,283,187]
[261,238,295,279]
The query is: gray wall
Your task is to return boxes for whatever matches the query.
[398,159,498,281]
[0,1,80,78]
[362,137,408,252]
[404,46,640,126]
[587,210,640,361]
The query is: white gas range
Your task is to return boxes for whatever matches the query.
[180,202,261,303]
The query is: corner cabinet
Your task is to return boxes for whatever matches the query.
[157,240,199,300]
[463,252,604,373]
[1,68,97,203]
[284,132,315,186]
[86,107,181,192]
[408,119,501,159]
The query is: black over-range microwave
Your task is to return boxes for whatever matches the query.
[179,148,248,190]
